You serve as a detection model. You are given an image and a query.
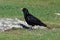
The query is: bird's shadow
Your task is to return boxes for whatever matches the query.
[18,23,31,29]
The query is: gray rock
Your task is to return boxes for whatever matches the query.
[0,18,29,32]
[0,18,46,32]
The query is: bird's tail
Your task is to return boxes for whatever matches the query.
[39,23,47,27]
[39,23,51,29]
[43,25,51,29]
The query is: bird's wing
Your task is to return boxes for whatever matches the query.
[27,15,41,24]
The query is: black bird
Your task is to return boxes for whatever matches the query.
[22,8,49,29]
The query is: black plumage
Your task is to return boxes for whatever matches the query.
[22,8,49,28]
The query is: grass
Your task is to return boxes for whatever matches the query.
[0,28,60,40]
[0,0,60,40]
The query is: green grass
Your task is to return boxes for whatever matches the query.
[0,28,60,40]
[0,0,60,40]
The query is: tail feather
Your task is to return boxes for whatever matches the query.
[39,23,47,27]
[39,23,51,29]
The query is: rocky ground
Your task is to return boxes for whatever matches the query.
[0,18,47,32]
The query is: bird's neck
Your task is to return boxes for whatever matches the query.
[24,14,29,19]
[23,11,29,17]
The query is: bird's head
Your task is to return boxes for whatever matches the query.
[22,8,28,11]
[21,8,29,14]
